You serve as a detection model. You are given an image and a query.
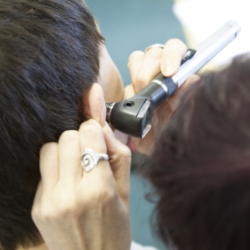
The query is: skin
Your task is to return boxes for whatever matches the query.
[18,38,197,250]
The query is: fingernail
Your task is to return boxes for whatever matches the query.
[163,61,175,76]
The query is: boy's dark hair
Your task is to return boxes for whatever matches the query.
[0,0,103,249]
[146,54,250,250]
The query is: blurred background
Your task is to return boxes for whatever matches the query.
[85,0,249,249]
[86,0,186,87]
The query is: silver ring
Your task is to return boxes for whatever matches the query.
[81,148,109,172]
[145,43,165,53]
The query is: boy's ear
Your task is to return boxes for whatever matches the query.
[84,83,106,127]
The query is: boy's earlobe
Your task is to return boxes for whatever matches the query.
[84,83,106,127]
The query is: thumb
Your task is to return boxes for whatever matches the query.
[103,122,131,207]
[123,84,135,100]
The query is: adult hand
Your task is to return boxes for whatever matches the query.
[124,39,199,154]
[32,85,132,250]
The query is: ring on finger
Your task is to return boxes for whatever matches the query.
[144,43,165,53]
[81,148,109,172]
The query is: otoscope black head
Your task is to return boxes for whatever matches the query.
[106,97,152,138]
[105,77,171,138]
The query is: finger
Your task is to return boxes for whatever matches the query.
[133,47,164,92]
[78,119,112,181]
[103,122,131,206]
[58,130,81,184]
[161,39,187,76]
[39,142,59,192]
[31,181,43,224]
[84,83,106,127]
[122,84,135,100]
[127,51,145,93]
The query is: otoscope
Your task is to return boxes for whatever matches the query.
[106,20,241,138]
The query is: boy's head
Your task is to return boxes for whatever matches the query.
[0,0,106,249]
[146,54,250,250]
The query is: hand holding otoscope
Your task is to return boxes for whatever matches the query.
[106,20,241,138]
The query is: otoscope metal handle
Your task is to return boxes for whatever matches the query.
[106,20,241,138]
